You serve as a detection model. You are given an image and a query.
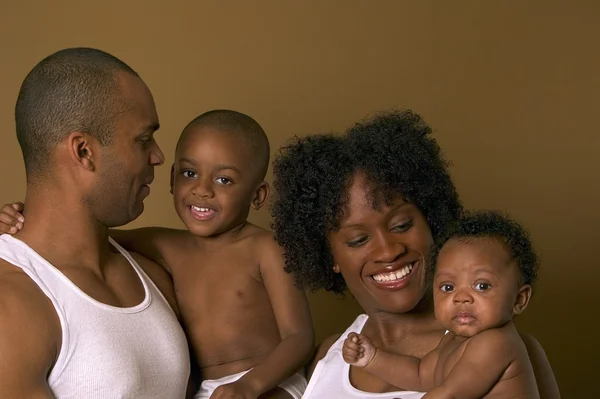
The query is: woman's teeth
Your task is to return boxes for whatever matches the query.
[372,262,415,282]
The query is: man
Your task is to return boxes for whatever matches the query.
[0,48,190,398]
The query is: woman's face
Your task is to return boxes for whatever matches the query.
[328,172,434,315]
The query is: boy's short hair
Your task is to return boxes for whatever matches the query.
[430,211,539,286]
[179,109,270,180]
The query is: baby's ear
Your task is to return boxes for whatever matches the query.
[251,181,270,210]
[513,284,532,315]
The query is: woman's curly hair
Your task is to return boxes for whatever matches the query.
[271,110,463,294]
[429,211,539,286]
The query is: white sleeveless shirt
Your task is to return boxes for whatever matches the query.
[0,234,190,399]
[303,314,425,399]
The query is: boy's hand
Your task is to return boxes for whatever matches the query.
[342,332,377,368]
[209,379,258,399]
[0,202,24,234]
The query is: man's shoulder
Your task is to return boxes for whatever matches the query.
[0,258,60,355]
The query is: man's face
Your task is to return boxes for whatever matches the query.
[86,73,164,227]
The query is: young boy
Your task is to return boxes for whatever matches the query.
[342,211,540,399]
[0,110,314,399]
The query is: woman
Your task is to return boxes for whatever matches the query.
[271,110,559,398]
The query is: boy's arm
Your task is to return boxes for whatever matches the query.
[109,228,172,274]
[421,330,515,399]
[362,342,437,392]
[0,265,59,398]
[236,233,315,397]
[0,203,173,274]
[0,202,24,234]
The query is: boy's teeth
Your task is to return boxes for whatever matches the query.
[372,263,415,282]
[191,206,210,212]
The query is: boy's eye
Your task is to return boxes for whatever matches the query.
[440,283,454,292]
[474,282,491,291]
[182,170,197,179]
[215,177,232,185]
[346,236,369,248]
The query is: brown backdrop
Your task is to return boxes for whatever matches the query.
[1,1,598,396]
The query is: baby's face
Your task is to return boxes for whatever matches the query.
[170,126,260,237]
[432,238,526,337]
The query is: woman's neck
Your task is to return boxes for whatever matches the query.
[362,295,442,347]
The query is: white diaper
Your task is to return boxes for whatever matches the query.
[194,368,307,399]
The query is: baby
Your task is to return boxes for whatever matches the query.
[342,211,540,399]
[0,110,314,399]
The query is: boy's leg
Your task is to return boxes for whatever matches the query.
[258,387,293,399]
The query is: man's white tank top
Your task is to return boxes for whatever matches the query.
[0,234,190,399]
[303,314,425,399]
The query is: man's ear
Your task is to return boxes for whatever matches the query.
[67,132,96,171]
[170,164,175,194]
[513,284,533,315]
[250,181,270,210]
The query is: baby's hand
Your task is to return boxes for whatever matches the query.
[342,332,377,368]
[0,202,24,234]
[209,379,257,399]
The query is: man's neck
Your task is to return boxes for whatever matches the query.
[15,187,112,273]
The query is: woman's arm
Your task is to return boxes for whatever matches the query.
[520,333,561,399]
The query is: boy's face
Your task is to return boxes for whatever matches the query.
[433,238,531,337]
[170,126,267,237]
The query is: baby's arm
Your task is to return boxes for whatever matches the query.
[342,332,437,392]
[231,232,314,397]
[422,329,517,399]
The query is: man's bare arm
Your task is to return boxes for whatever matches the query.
[0,263,60,398]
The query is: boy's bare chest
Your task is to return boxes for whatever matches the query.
[165,248,268,314]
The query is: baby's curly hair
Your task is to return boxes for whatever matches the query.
[271,110,463,294]
[430,211,539,286]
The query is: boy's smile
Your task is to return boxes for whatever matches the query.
[171,126,266,239]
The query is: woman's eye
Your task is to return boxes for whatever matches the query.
[440,284,454,292]
[215,177,232,185]
[475,282,491,291]
[391,220,413,232]
[346,236,369,248]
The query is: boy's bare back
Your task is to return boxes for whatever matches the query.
[123,223,313,381]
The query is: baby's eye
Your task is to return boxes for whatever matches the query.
[182,170,197,179]
[215,177,232,185]
[474,282,491,291]
[440,284,454,292]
